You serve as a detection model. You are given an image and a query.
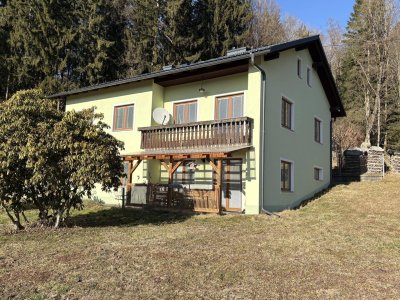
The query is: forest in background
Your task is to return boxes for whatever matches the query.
[0,0,399,151]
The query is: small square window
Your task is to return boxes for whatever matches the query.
[113,104,134,131]
[282,98,293,130]
[297,58,302,78]
[281,160,293,192]
[314,118,322,143]
[314,167,323,181]
[307,67,312,87]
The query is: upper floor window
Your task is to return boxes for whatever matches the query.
[281,97,293,130]
[114,104,134,131]
[215,93,244,120]
[307,67,312,87]
[281,160,293,192]
[314,118,322,143]
[297,58,302,78]
[174,101,197,124]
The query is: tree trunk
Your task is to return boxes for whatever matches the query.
[2,204,24,230]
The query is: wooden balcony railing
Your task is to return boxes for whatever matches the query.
[139,117,253,150]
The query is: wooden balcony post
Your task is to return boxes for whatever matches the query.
[216,159,222,214]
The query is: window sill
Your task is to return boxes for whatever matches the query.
[113,129,134,132]
[281,190,294,193]
[282,126,295,132]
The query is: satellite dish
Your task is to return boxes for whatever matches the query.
[152,108,171,125]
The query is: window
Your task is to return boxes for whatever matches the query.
[215,93,244,120]
[297,58,302,78]
[307,67,312,87]
[174,161,196,184]
[281,98,293,130]
[174,101,197,124]
[120,162,129,186]
[314,118,322,143]
[114,104,134,131]
[281,160,293,192]
[314,167,323,181]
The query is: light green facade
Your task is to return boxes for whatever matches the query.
[64,48,333,213]
[261,49,331,211]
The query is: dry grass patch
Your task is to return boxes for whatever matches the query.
[1,175,400,299]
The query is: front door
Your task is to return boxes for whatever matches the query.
[221,159,242,211]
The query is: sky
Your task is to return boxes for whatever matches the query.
[276,0,355,33]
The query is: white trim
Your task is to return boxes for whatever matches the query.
[213,90,247,120]
[111,102,136,132]
[297,56,302,79]
[170,98,199,122]
[307,66,312,87]
[281,94,295,131]
[280,158,295,192]
[313,165,324,181]
[314,115,323,144]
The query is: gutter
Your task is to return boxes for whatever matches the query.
[250,53,278,217]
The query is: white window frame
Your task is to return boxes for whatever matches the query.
[307,66,312,87]
[280,158,295,193]
[313,166,324,181]
[281,94,295,131]
[297,57,302,79]
[314,116,323,144]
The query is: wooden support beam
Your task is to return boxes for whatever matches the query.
[130,159,142,176]
[160,160,170,172]
[171,161,183,175]
[209,159,218,173]
[167,160,174,207]
[216,159,223,214]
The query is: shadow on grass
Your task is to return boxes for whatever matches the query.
[68,206,195,228]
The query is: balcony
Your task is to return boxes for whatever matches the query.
[138,117,253,151]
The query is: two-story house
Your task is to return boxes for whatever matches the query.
[49,36,345,214]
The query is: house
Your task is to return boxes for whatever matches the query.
[49,35,345,214]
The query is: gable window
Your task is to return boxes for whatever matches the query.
[281,160,293,192]
[114,104,134,131]
[281,97,293,130]
[314,167,323,181]
[307,67,312,87]
[215,93,244,120]
[174,101,197,124]
[314,118,322,143]
[297,58,302,78]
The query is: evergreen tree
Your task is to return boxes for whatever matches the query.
[193,0,252,60]
[0,0,125,96]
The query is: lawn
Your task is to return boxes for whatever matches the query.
[1,175,400,299]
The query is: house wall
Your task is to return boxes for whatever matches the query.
[262,49,332,211]
[64,71,262,211]
[65,81,154,204]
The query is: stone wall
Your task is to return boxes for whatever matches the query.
[366,146,385,174]
[336,147,384,182]
[391,152,400,174]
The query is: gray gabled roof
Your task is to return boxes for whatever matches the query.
[48,35,345,117]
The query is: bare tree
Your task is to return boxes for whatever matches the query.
[282,15,320,41]
[349,0,396,147]
[324,19,344,79]
[250,0,286,47]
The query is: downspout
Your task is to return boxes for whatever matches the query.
[250,52,278,217]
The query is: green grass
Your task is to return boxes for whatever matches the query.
[1,175,400,299]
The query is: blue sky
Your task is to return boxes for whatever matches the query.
[276,0,355,33]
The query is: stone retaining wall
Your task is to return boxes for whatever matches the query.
[391,152,400,174]
[366,147,385,174]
